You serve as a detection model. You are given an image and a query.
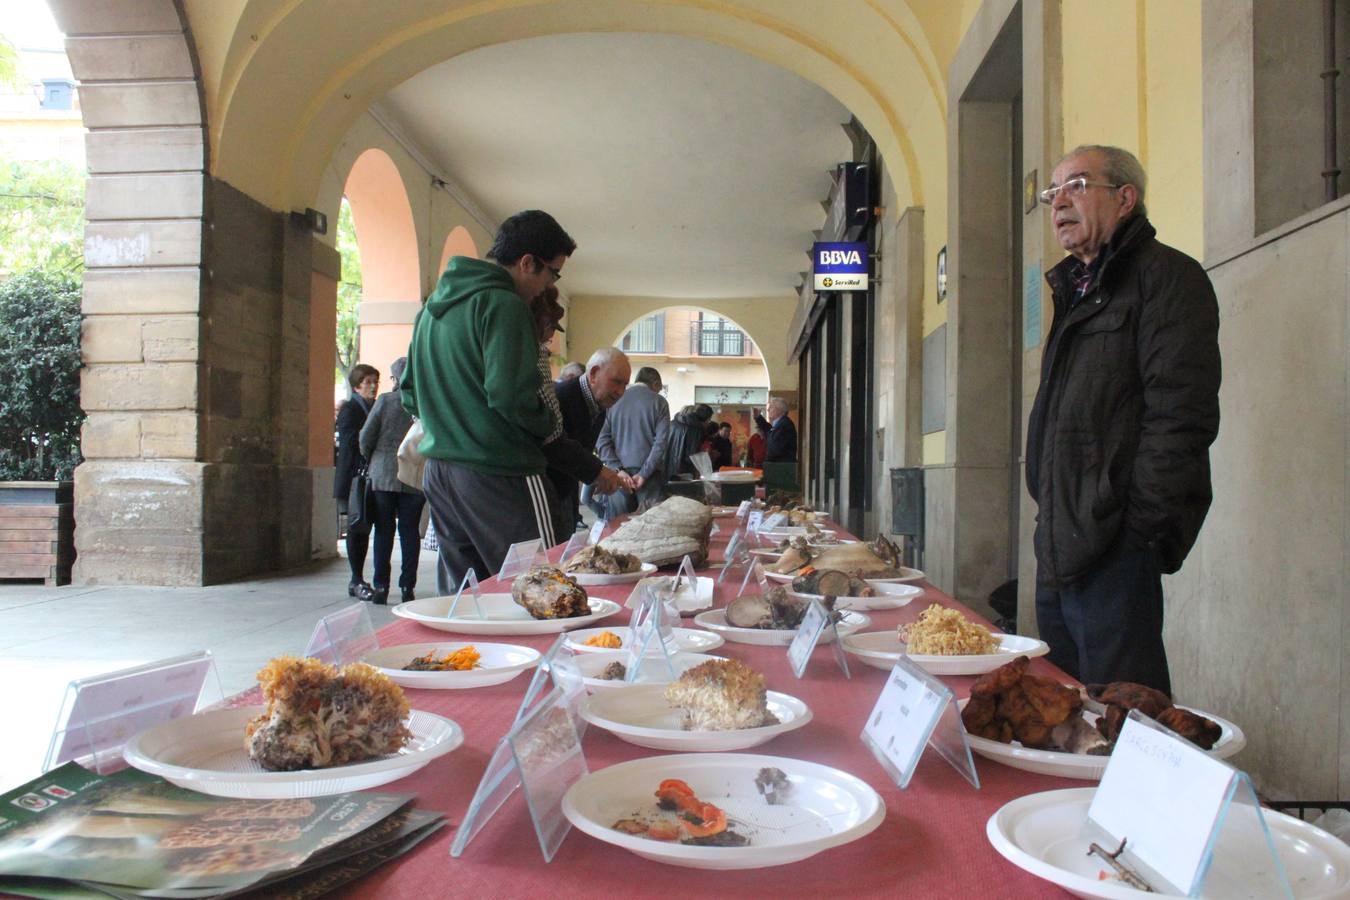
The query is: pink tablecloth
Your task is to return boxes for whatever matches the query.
[339,520,1077,898]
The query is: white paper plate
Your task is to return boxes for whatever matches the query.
[763,566,922,585]
[360,641,540,689]
[392,592,621,635]
[841,630,1048,675]
[957,699,1246,781]
[787,582,923,611]
[564,562,658,586]
[626,575,715,615]
[566,626,726,655]
[562,753,885,869]
[986,787,1350,898]
[574,651,726,691]
[691,609,870,646]
[122,706,463,799]
[580,684,811,751]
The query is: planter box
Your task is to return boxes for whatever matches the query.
[0,481,74,586]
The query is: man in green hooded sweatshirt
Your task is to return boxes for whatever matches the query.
[401,210,577,592]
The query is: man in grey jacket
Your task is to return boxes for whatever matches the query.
[595,366,670,515]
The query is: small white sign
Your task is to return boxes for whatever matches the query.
[861,663,945,788]
[736,500,752,519]
[1089,715,1238,893]
[787,599,830,677]
[758,512,787,532]
[589,519,606,544]
[447,569,483,618]
[736,559,768,598]
[499,539,548,579]
[746,510,764,532]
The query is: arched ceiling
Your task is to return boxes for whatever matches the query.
[182,0,971,296]
[380,33,850,298]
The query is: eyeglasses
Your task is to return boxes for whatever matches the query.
[534,256,562,282]
[1038,177,1121,205]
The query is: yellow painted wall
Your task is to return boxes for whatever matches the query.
[566,295,795,392]
[1060,0,1204,259]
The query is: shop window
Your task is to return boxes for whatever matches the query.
[40,80,74,110]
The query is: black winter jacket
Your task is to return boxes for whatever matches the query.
[545,376,606,511]
[1025,216,1220,586]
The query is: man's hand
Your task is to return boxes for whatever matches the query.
[616,470,636,492]
[631,474,646,491]
[593,467,624,495]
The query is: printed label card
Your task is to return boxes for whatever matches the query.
[735,559,769,598]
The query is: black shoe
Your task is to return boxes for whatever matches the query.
[370,586,390,605]
[400,588,415,604]
[348,580,372,600]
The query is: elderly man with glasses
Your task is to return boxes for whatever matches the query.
[1025,145,1221,696]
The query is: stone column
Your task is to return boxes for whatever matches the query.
[55,0,212,584]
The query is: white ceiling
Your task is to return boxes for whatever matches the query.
[379,33,852,299]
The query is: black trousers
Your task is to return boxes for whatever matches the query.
[339,497,370,585]
[423,459,560,594]
[370,489,426,591]
[1035,539,1171,695]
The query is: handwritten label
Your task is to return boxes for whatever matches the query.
[1089,713,1238,893]
[746,511,764,532]
[45,652,218,773]
[860,661,946,788]
[787,599,830,677]
[589,519,606,544]
[736,500,752,519]
[758,512,787,532]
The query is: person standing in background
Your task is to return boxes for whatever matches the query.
[763,396,798,463]
[359,357,425,605]
[401,209,576,591]
[746,413,769,467]
[1026,145,1220,695]
[334,363,379,601]
[595,366,670,514]
[548,347,632,528]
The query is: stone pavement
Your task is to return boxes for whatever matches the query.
[0,547,437,790]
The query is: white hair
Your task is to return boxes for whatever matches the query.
[767,396,788,416]
[587,347,628,371]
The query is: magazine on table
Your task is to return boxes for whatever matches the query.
[0,763,443,899]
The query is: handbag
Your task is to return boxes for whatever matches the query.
[396,419,426,489]
[347,463,373,529]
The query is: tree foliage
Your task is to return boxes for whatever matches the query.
[0,270,83,481]
[0,156,85,275]
[335,197,362,384]
[0,35,20,88]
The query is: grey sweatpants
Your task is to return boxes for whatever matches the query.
[424,458,561,594]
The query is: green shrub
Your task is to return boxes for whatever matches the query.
[0,270,83,481]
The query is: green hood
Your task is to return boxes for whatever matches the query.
[400,256,553,475]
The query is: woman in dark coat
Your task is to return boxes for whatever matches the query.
[334,363,379,600]
[359,357,425,605]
